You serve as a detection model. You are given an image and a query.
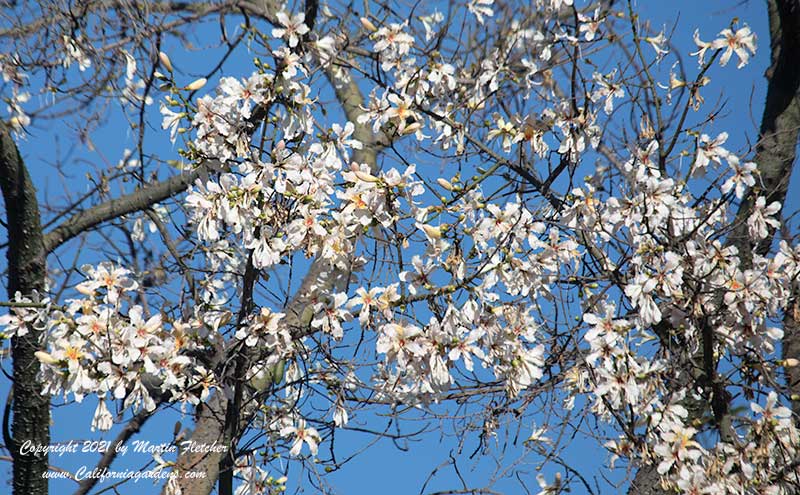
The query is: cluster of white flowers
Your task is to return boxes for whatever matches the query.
[369,302,545,401]
[560,131,800,491]
[25,263,214,429]
[5,3,800,494]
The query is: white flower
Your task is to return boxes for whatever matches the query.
[751,391,793,428]
[333,403,349,427]
[121,51,153,106]
[721,156,757,199]
[373,22,414,56]
[486,114,516,152]
[712,26,756,68]
[550,0,573,10]
[467,0,494,25]
[694,132,730,174]
[236,308,288,349]
[447,328,485,371]
[0,303,37,338]
[77,262,138,305]
[122,379,157,412]
[233,462,270,495]
[310,293,351,339]
[399,255,436,294]
[653,421,702,475]
[625,273,661,325]
[273,46,306,80]
[644,31,669,58]
[348,287,381,325]
[508,345,544,394]
[272,11,309,48]
[591,71,624,115]
[376,322,424,366]
[91,397,113,431]
[419,11,444,41]
[747,196,781,240]
[384,92,417,132]
[6,89,31,132]
[578,9,602,41]
[312,35,338,66]
[536,472,562,495]
[690,29,714,67]
[280,419,320,456]
[62,36,91,72]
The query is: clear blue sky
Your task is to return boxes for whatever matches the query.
[2,1,794,494]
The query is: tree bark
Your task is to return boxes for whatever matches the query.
[0,122,49,495]
[784,293,800,418]
[173,392,227,495]
[629,1,800,493]
[43,160,221,253]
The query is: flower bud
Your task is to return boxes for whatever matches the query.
[75,284,95,296]
[437,178,454,191]
[360,17,377,32]
[35,351,58,365]
[421,224,442,240]
[158,51,173,72]
[184,77,207,91]
[354,170,379,183]
[400,122,421,135]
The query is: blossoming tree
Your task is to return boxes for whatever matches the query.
[1,0,800,494]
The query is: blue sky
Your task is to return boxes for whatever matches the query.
[2,1,796,494]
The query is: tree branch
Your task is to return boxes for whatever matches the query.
[42,161,221,253]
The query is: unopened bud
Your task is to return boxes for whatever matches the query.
[400,122,421,135]
[159,52,173,72]
[184,77,207,91]
[360,17,377,32]
[35,351,58,365]
[354,170,379,183]
[437,178,454,191]
[421,224,442,240]
[75,284,95,296]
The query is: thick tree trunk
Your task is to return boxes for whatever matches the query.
[784,294,800,418]
[173,392,228,495]
[0,123,49,495]
[629,0,800,493]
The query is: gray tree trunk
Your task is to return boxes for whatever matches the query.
[0,122,49,495]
